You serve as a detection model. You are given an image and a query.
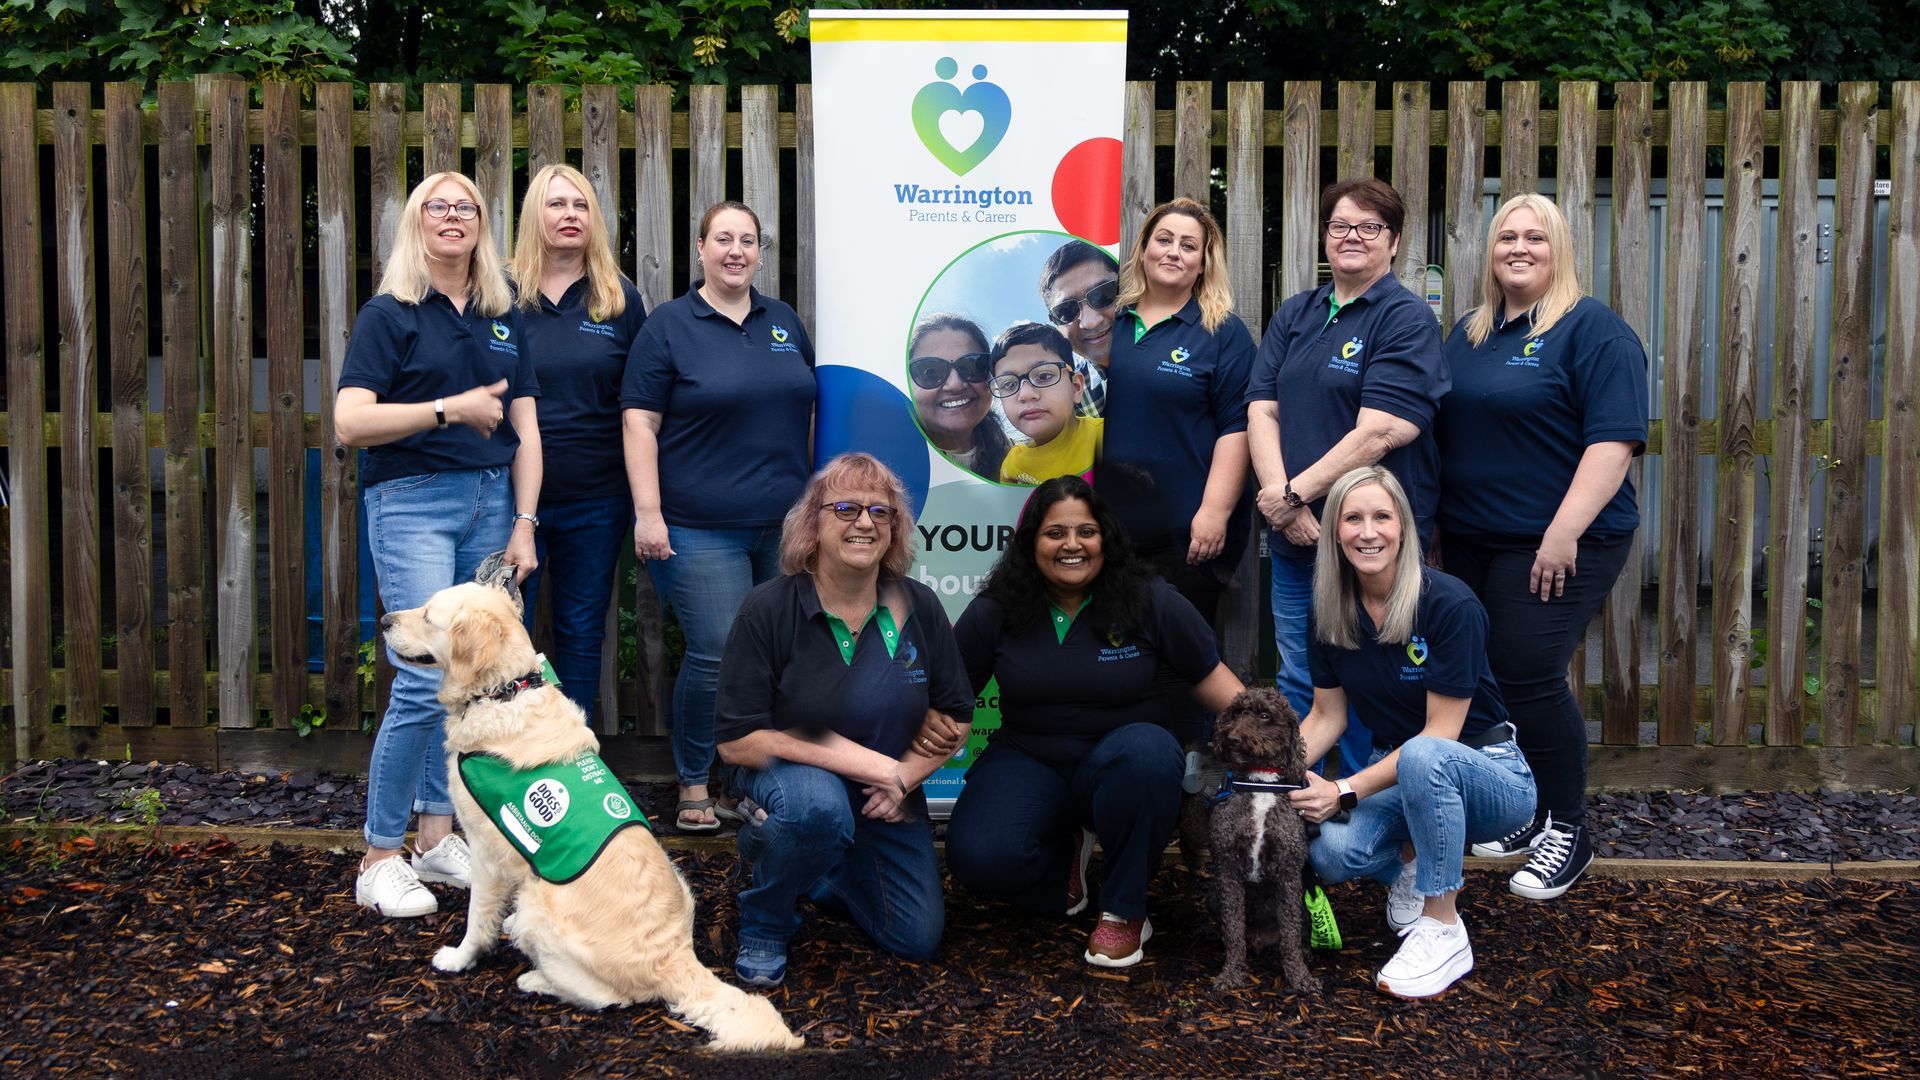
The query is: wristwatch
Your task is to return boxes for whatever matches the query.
[1334,778,1358,811]
[434,397,448,430]
[1283,482,1304,509]
[514,512,540,528]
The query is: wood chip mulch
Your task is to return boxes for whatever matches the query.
[2,836,1916,1078]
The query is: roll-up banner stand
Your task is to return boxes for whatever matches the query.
[810,10,1129,815]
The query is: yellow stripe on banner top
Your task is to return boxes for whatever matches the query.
[810,18,1128,44]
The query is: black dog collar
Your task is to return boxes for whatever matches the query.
[1210,766,1304,803]
[467,670,546,707]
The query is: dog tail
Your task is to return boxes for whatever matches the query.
[655,948,804,1053]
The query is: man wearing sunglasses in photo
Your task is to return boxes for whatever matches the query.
[907,313,1011,480]
[1039,240,1119,418]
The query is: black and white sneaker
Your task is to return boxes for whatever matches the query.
[1508,823,1593,900]
[1472,812,1549,859]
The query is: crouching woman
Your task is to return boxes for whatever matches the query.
[1286,465,1536,1000]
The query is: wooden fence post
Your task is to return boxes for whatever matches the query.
[106,82,155,728]
[53,82,101,730]
[1336,80,1375,181]
[1390,81,1431,298]
[1603,82,1652,747]
[1442,83,1485,328]
[2,83,50,756]
[1658,82,1708,746]
[688,84,725,288]
[474,84,513,255]
[316,82,362,726]
[1500,81,1538,198]
[1279,82,1319,302]
[158,81,207,727]
[1174,81,1210,204]
[1879,81,1920,745]
[265,81,306,729]
[209,77,255,729]
[741,85,779,298]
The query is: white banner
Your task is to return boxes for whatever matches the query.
[811,10,1129,803]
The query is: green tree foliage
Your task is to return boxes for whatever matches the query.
[0,0,355,87]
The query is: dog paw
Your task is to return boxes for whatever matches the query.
[516,969,556,996]
[1212,970,1254,992]
[433,945,478,973]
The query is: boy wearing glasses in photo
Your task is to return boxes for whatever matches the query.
[993,322,1104,486]
[1039,240,1119,418]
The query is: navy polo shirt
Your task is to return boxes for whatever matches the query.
[1437,297,1649,540]
[955,578,1220,766]
[522,277,647,506]
[620,283,816,529]
[1101,300,1255,560]
[1308,569,1508,748]
[1247,275,1449,560]
[338,291,540,487]
[714,575,974,760]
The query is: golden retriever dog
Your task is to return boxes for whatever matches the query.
[382,581,802,1053]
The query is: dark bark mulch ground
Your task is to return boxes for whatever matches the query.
[1,837,1916,1077]
[6,758,1918,862]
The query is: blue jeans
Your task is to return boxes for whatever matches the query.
[946,723,1183,922]
[520,494,630,724]
[735,759,945,960]
[362,467,513,849]
[1309,737,1536,897]
[1270,551,1373,773]
[646,524,783,788]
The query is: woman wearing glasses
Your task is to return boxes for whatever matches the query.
[907,313,1010,480]
[1247,178,1450,773]
[507,164,647,725]
[335,172,542,917]
[716,453,973,987]
[940,475,1244,969]
[1039,239,1119,416]
[622,200,816,833]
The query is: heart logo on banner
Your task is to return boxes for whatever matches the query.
[912,57,1012,176]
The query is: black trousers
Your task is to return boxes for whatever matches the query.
[1440,533,1633,829]
[1140,540,1227,746]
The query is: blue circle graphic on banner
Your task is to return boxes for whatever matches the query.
[813,363,931,519]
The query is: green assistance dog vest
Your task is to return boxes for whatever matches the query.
[457,750,650,884]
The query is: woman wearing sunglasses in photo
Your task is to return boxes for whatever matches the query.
[907,313,1010,480]
[716,454,974,987]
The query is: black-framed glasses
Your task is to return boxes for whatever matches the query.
[908,352,992,390]
[1046,278,1120,326]
[821,501,897,524]
[989,360,1070,399]
[425,199,480,221]
[1324,220,1387,240]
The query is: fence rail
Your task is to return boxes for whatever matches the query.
[2,78,1916,785]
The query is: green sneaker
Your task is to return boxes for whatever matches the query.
[1305,884,1342,951]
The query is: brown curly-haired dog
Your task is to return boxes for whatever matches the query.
[1207,686,1317,992]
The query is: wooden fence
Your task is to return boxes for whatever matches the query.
[1,79,1916,788]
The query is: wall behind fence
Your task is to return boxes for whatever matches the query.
[1,79,1915,787]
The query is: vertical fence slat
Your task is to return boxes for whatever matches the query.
[1712,82,1765,746]
[793,84,815,329]
[424,83,460,175]
[688,84,725,289]
[1880,81,1920,745]
[582,84,620,253]
[1390,81,1430,297]
[1280,82,1319,302]
[1500,81,1539,197]
[1219,81,1265,683]
[54,83,101,729]
[1766,82,1820,745]
[264,82,305,729]
[1173,81,1210,203]
[1822,82,1878,747]
[1120,81,1155,266]
[1443,83,1485,329]
[741,85,779,298]
[369,83,406,283]
[3,83,50,753]
[210,79,255,728]
[1337,81,1375,181]
[106,82,154,727]
[527,84,564,175]
[633,85,672,311]
[158,82,206,727]
[473,84,513,255]
[1601,82,1652,746]
[1657,83,1708,746]
[1556,82,1597,280]
[317,82,361,727]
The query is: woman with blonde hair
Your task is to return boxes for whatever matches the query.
[1288,465,1533,1000]
[1435,193,1647,902]
[335,171,543,917]
[506,164,647,725]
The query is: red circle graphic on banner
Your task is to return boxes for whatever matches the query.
[1050,137,1123,246]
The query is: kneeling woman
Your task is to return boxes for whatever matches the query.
[715,454,974,988]
[1287,466,1536,1000]
[946,476,1243,969]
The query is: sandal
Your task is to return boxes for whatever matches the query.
[711,795,748,825]
[675,798,722,833]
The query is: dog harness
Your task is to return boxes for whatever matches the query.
[457,750,650,884]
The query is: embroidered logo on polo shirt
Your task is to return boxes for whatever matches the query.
[1524,336,1545,356]
[1170,346,1190,364]
[769,325,800,354]
[492,321,511,341]
[1329,336,1363,375]
[1156,345,1197,379]
[488,320,518,355]
[578,319,616,338]
[1406,636,1428,665]
[1509,335,1544,367]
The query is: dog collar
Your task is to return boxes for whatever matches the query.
[470,670,546,706]
[1211,766,1302,803]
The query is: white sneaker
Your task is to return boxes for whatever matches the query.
[356,855,438,918]
[1385,859,1423,935]
[1375,916,1473,999]
[411,834,471,887]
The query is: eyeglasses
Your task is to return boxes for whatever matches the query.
[821,501,897,524]
[1046,278,1120,326]
[908,352,992,390]
[425,199,480,221]
[989,360,1070,399]
[1324,220,1388,240]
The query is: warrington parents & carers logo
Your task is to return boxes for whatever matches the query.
[895,57,1033,223]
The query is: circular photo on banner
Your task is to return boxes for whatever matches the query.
[909,230,1118,486]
